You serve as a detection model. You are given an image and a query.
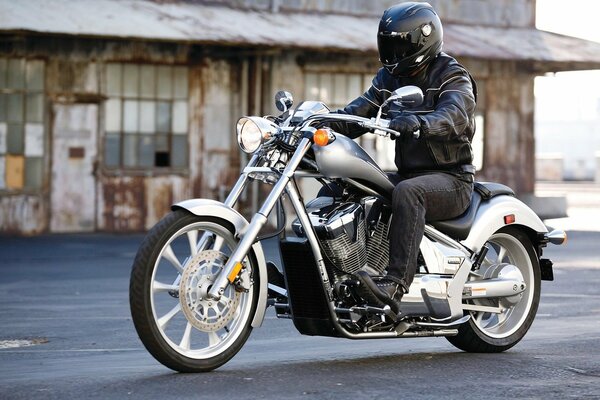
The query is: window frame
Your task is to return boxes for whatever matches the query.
[0,57,47,193]
[101,62,190,175]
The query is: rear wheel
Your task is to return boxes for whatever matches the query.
[447,227,540,352]
[129,210,258,372]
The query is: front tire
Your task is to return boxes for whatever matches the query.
[130,210,259,372]
[447,227,540,353]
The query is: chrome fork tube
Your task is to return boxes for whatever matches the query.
[207,138,312,300]
[224,154,259,207]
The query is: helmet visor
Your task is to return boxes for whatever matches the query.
[377,33,416,64]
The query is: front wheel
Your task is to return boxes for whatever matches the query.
[129,210,259,372]
[447,227,540,353]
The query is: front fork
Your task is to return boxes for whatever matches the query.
[206,138,313,300]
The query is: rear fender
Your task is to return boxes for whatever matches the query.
[172,199,268,328]
[463,195,548,253]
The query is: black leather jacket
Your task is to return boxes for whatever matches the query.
[334,52,476,173]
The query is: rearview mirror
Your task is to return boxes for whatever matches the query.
[385,86,424,108]
[275,91,294,112]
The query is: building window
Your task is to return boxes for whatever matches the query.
[305,72,372,111]
[0,58,45,191]
[305,71,395,169]
[104,63,189,169]
[473,80,485,171]
[305,71,485,172]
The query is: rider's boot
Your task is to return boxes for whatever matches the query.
[355,271,409,316]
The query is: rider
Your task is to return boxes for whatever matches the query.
[327,2,476,316]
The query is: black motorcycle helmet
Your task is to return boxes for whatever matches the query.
[377,2,443,77]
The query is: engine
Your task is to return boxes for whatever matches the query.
[292,197,391,280]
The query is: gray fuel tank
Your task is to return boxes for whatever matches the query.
[313,133,394,196]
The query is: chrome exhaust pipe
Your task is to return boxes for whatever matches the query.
[462,277,526,299]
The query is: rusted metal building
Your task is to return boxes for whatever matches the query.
[1,0,600,234]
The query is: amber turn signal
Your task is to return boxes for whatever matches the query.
[313,129,331,147]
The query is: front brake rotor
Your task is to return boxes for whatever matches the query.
[179,250,241,332]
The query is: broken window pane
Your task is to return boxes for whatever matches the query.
[24,157,43,189]
[156,66,172,99]
[172,101,187,134]
[173,66,188,99]
[123,64,139,97]
[156,101,171,133]
[26,93,44,123]
[123,134,138,167]
[105,99,121,132]
[104,134,120,167]
[123,100,139,133]
[7,123,23,154]
[106,63,122,96]
[7,59,24,90]
[140,65,156,99]
[8,93,23,123]
[26,60,44,91]
[171,135,187,167]
[139,101,156,133]
[139,135,154,167]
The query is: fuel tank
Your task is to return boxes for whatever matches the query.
[313,133,394,196]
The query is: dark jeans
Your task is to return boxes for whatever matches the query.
[387,172,473,286]
[317,172,473,286]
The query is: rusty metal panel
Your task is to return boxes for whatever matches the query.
[0,195,47,235]
[98,176,146,232]
[144,176,192,229]
[477,63,535,195]
[3,1,600,70]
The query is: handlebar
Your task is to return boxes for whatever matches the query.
[304,113,420,139]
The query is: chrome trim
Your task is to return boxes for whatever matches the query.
[546,229,567,245]
[208,138,312,300]
[170,199,268,328]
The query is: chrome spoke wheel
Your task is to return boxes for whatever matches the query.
[130,211,258,372]
[470,233,534,339]
[447,227,540,353]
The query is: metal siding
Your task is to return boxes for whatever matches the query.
[0,195,47,234]
[2,1,599,70]
[476,62,535,194]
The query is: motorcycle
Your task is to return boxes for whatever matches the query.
[129,86,566,372]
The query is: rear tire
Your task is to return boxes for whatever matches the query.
[130,210,259,372]
[447,227,540,353]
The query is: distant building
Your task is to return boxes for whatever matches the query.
[2,0,600,234]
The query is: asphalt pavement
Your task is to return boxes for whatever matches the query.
[1,184,599,399]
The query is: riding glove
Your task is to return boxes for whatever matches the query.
[389,114,421,139]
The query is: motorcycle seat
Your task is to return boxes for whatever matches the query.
[429,182,515,240]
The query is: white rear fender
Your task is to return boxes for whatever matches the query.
[172,199,268,328]
[463,195,548,253]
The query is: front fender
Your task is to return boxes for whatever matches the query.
[463,195,548,253]
[172,199,268,328]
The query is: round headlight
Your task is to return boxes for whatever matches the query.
[236,117,278,154]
